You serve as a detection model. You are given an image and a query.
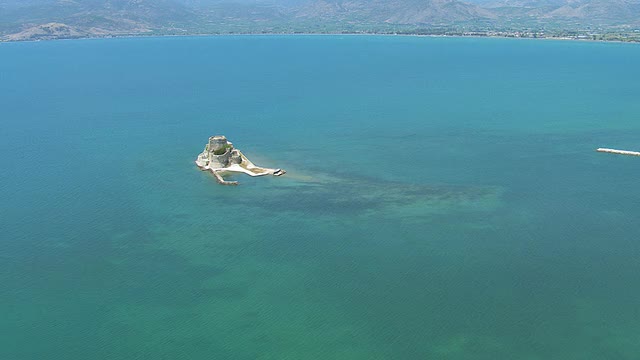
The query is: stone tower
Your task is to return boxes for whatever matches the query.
[208,135,232,152]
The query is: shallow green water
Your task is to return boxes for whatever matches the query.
[2,36,640,359]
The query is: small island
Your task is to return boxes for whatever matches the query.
[195,135,285,185]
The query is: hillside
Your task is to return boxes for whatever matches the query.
[1,0,639,41]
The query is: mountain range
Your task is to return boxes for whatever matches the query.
[1,0,638,41]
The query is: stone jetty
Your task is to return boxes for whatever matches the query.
[597,148,640,157]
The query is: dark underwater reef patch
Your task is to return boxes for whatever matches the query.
[236,175,501,216]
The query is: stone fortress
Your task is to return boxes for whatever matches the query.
[196,135,285,185]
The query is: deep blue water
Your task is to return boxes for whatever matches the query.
[2,36,640,359]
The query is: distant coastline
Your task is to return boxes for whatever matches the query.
[2,0,639,45]
[1,30,639,45]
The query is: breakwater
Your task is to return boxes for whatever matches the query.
[597,148,640,157]
[211,170,239,185]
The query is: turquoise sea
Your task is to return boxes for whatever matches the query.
[2,36,640,359]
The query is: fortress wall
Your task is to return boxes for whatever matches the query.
[230,150,242,164]
[209,149,232,168]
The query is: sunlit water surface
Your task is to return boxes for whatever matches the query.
[2,36,640,359]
